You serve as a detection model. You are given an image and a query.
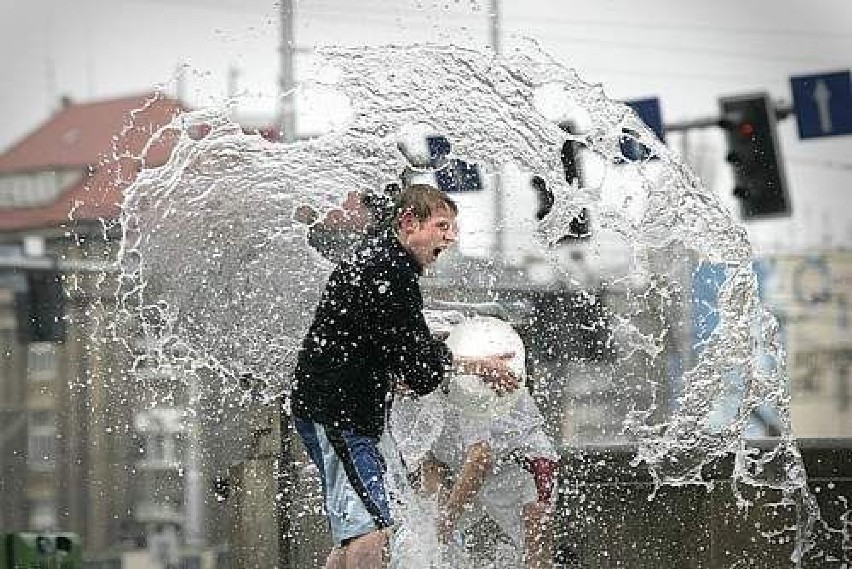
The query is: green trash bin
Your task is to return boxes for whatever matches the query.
[2,532,83,569]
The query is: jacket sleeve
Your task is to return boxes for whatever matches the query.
[363,265,452,396]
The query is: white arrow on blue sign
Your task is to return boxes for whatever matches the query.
[790,70,852,139]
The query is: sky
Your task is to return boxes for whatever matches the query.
[1,0,851,253]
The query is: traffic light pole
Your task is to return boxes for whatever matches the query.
[661,101,795,220]
[663,103,793,134]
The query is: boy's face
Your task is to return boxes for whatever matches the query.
[399,204,458,268]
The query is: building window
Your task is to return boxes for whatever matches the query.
[28,425,57,470]
[151,433,167,462]
[0,170,81,209]
[29,498,57,531]
[28,408,57,470]
[27,342,57,381]
[135,408,185,467]
[30,409,55,427]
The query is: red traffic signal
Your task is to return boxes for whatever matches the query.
[719,93,791,219]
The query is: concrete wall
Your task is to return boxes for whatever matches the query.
[556,439,851,568]
[229,438,852,568]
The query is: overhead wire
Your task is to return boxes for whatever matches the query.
[303,0,852,41]
[122,0,852,175]
[506,13,852,41]
[123,0,852,44]
[123,1,850,72]
[512,29,848,66]
[293,6,847,83]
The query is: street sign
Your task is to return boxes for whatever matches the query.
[621,97,664,161]
[790,70,852,139]
[626,97,665,141]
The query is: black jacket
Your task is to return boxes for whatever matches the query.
[291,230,451,437]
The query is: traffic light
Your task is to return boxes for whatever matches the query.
[719,93,790,219]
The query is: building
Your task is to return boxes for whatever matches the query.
[0,93,186,555]
[756,250,852,437]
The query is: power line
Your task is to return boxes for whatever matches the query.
[122,0,272,13]
[299,6,486,27]
[302,1,852,41]
[293,8,844,72]
[513,29,848,67]
[507,14,852,42]
[578,65,781,83]
[292,12,792,81]
[120,0,852,45]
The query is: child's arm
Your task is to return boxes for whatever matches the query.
[437,440,493,542]
[420,452,450,497]
[453,354,520,395]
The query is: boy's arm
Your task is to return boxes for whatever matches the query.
[437,441,493,542]
[453,354,520,395]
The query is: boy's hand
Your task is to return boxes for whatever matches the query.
[455,353,520,395]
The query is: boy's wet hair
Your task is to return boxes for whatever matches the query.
[392,183,458,225]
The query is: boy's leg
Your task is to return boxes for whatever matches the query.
[522,501,553,569]
[295,417,341,564]
[324,546,345,569]
[294,417,394,562]
[342,528,390,569]
[521,456,558,568]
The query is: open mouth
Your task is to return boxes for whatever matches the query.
[433,247,444,258]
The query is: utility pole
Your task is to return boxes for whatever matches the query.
[489,0,500,55]
[489,0,506,259]
[175,62,187,105]
[184,372,203,548]
[279,0,296,142]
[277,8,297,563]
[228,66,241,101]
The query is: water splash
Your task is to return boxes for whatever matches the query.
[102,43,827,565]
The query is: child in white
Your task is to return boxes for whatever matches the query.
[394,316,559,569]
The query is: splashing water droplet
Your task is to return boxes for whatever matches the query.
[98,42,826,566]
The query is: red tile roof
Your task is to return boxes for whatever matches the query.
[0,93,185,232]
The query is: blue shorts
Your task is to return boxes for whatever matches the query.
[294,417,393,546]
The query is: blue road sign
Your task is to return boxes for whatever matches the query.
[620,97,664,161]
[626,97,665,141]
[790,70,852,139]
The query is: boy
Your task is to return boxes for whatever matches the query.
[398,316,559,569]
[291,186,519,569]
